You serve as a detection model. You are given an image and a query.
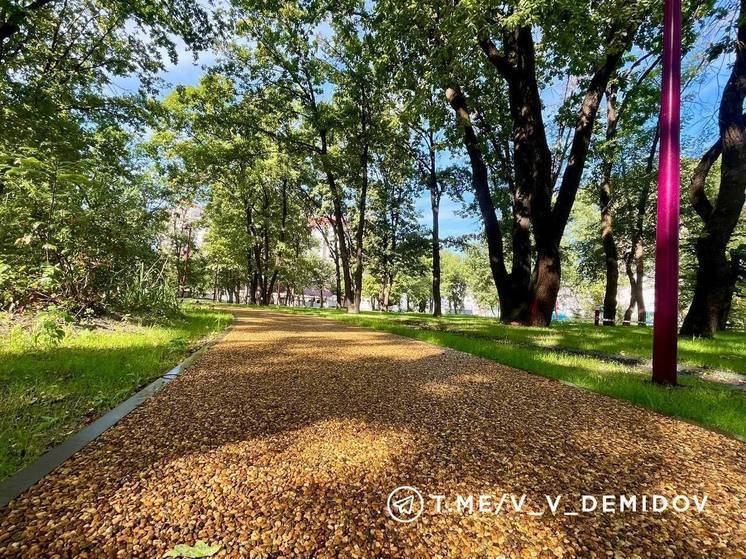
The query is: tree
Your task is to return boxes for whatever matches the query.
[441,251,468,313]
[0,0,215,314]
[225,0,357,308]
[365,127,428,311]
[464,242,500,316]
[0,129,167,311]
[153,75,312,306]
[396,258,432,312]
[398,84,452,317]
[376,0,659,325]
[680,0,746,337]
[305,253,335,308]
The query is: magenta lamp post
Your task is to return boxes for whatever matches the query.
[652,0,681,385]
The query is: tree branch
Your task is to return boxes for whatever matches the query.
[477,34,512,77]
[551,44,628,237]
[690,138,721,221]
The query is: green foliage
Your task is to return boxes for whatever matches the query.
[0,305,232,480]
[0,135,170,312]
[31,307,73,349]
[390,261,432,311]
[441,251,468,313]
[111,262,180,320]
[0,0,215,316]
[463,243,500,314]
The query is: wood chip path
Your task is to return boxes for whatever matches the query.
[0,309,743,558]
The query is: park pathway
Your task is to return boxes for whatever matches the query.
[0,309,744,558]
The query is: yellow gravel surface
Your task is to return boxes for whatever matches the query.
[1,309,744,558]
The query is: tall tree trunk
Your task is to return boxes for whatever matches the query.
[681,4,746,336]
[623,125,659,325]
[253,242,264,304]
[319,130,354,308]
[250,271,258,305]
[429,133,443,317]
[623,241,647,326]
[265,179,287,303]
[379,218,390,311]
[479,23,634,326]
[381,278,391,311]
[350,96,370,314]
[244,250,253,304]
[332,223,342,308]
[325,173,353,307]
[600,86,620,325]
[213,267,219,302]
[243,197,256,304]
[260,188,272,305]
[445,84,510,311]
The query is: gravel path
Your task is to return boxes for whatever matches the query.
[1,309,744,558]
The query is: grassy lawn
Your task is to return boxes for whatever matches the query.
[0,304,232,481]
[275,306,746,439]
[301,310,746,373]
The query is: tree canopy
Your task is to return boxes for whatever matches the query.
[1,0,744,336]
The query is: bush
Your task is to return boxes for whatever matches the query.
[31,307,72,348]
[110,262,180,320]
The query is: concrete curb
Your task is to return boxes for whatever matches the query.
[0,320,233,509]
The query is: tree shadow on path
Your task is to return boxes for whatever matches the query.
[0,309,744,559]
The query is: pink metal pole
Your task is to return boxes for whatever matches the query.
[652,0,681,385]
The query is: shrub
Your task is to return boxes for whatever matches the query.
[110,262,180,320]
[31,307,72,348]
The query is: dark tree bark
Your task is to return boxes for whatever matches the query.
[350,90,370,314]
[244,250,252,304]
[469,24,633,325]
[320,130,354,308]
[623,125,659,326]
[681,2,746,337]
[600,87,620,325]
[260,187,271,305]
[249,272,258,305]
[378,209,392,311]
[320,216,343,308]
[243,195,255,304]
[445,84,510,310]
[212,266,219,302]
[678,139,736,336]
[428,130,443,317]
[381,184,403,312]
[330,219,342,308]
[622,242,647,326]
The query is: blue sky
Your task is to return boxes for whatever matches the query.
[129,22,732,241]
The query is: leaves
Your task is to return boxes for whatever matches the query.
[164,541,222,558]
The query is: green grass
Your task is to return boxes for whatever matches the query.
[301,310,746,373]
[0,304,232,480]
[274,307,746,439]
